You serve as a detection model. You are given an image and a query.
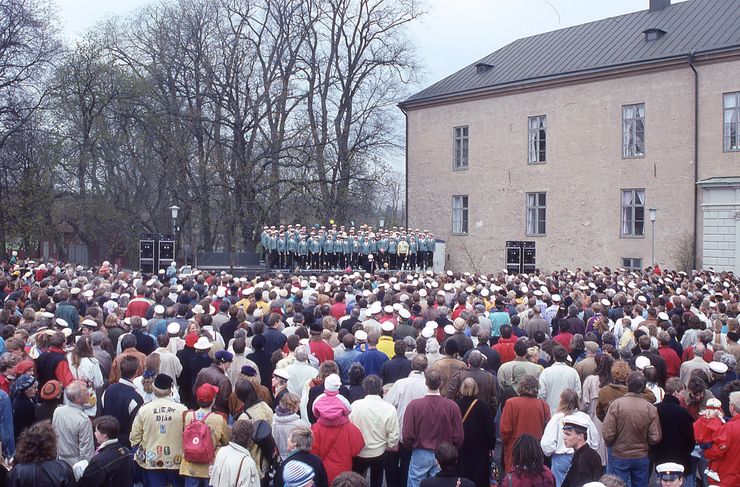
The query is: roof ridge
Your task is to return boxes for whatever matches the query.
[403,0,738,107]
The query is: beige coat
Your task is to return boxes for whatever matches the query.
[130,397,188,470]
[179,409,230,478]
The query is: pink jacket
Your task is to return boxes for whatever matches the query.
[312,390,351,427]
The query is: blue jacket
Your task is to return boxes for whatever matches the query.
[335,349,363,385]
[357,349,389,377]
[0,390,14,457]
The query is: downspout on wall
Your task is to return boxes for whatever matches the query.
[688,52,699,270]
[401,107,409,228]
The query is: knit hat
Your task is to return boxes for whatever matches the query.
[324,374,341,392]
[40,379,62,400]
[15,374,36,393]
[283,461,315,487]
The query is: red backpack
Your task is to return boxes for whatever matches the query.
[182,411,215,463]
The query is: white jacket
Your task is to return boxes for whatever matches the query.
[152,347,183,382]
[540,411,600,456]
[210,443,260,487]
[66,355,104,417]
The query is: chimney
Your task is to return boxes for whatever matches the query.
[649,0,670,12]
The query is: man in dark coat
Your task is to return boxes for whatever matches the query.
[651,377,695,475]
[99,356,143,448]
[380,341,413,385]
[419,443,474,487]
[629,335,668,386]
[561,415,602,487]
[78,416,135,487]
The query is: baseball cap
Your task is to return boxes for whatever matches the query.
[196,383,219,403]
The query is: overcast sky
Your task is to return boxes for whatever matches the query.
[56,0,686,93]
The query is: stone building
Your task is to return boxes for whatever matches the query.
[400,0,740,272]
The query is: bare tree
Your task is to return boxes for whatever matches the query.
[304,0,423,223]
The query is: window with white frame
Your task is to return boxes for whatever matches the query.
[452,195,468,235]
[453,126,469,169]
[621,189,645,236]
[622,104,645,157]
[528,115,546,163]
[526,192,546,236]
[622,257,643,271]
[725,92,740,151]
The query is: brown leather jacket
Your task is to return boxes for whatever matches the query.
[193,364,232,414]
[602,392,662,458]
[596,383,656,422]
[446,367,499,417]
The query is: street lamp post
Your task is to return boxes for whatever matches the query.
[649,208,657,268]
[170,205,180,262]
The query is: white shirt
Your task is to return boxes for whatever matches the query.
[538,362,582,415]
[152,347,183,382]
[350,395,400,458]
[384,371,427,427]
[285,361,319,398]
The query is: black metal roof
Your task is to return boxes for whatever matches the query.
[402,0,740,107]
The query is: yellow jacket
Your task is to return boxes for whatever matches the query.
[377,335,396,358]
[130,397,188,470]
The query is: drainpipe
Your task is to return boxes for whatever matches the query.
[401,106,409,228]
[688,52,698,270]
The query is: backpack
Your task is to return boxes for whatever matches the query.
[182,411,215,463]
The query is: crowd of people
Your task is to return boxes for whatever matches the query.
[259,224,436,271]
[0,257,738,487]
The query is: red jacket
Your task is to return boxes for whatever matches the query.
[658,346,681,378]
[553,332,573,352]
[309,340,334,364]
[705,414,740,487]
[493,336,518,364]
[125,296,151,318]
[311,420,364,483]
[330,302,346,320]
[500,396,551,472]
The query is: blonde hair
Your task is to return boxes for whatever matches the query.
[459,377,479,397]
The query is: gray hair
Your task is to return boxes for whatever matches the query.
[468,350,485,368]
[294,345,309,362]
[721,353,737,370]
[289,426,313,451]
[65,380,88,403]
[730,391,740,413]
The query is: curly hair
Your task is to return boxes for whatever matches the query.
[14,420,57,464]
[610,360,631,385]
[517,375,540,398]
